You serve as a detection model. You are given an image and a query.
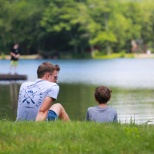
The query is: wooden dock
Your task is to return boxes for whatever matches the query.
[0,74,27,81]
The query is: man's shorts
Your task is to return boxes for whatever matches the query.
[47,110,58,121]
[11,60,18,66]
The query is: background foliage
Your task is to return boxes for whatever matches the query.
[0,0,154,58]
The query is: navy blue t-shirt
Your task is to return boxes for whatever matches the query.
[10,48,20,61]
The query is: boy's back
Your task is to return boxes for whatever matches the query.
[86,106,117,122]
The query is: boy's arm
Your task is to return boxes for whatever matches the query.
[35,97,53,121]
[85,110,90,121]
[114,112,118,122]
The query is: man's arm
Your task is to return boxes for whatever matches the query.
[35,96,53,121]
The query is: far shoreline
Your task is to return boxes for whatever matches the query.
[0,53,154,60]
[0,54,42,60]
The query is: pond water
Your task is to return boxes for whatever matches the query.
[0,58,154,124]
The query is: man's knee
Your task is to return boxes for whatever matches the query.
[49,103,64,115]
[49,103,69,121]
[54,103,64,109]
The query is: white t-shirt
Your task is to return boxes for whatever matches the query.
[16,79,59,121]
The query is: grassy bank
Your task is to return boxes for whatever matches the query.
[92,50,154,59]
[0,121,154,154]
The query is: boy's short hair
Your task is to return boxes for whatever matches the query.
[94,86,112,104]
[37,62,60,78]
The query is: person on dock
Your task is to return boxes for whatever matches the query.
[16,62,70,122]
[10,43,20,74]
[85,86,118,123]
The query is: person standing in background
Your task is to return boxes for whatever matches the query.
[10,43,20,74]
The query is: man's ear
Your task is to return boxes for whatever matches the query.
[45,72,50,79]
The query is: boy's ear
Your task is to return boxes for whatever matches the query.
[94,96,101,103]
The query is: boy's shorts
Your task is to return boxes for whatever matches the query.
[11,60,18,66]
[47,110,58,121]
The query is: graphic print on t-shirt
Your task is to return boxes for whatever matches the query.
[19,83,44,108]
[22,90,37,105]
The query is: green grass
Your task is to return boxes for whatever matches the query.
[93,52,135,59]
[0,121,154,154]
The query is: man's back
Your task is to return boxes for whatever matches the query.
[16,79,59,121]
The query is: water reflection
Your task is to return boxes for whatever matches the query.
[0,81,154,124]
[0,83,19,120]
[111,88,154,124]
[9,81,18,115]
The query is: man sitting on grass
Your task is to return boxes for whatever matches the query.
[16,62,70,122]
[86,86,118,123]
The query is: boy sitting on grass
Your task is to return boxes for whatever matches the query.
[86,86,118,123]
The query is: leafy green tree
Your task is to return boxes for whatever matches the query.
[40,0,89,56]
[139,1,154,52]
[0,0,46,54]
[0,0,154,57]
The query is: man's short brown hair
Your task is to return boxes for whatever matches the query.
[37,62,60,78]
[94,86,112,104]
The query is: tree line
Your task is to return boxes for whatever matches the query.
[0,0,154,58]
